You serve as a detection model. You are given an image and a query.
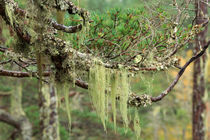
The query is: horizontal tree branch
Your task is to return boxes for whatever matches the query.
[0,109,20,129]
[0,69,88,89]
[0,109,32,140]
[0,39,209,105]
[1,38,209,105]
[51,20,82,33]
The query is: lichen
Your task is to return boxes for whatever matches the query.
[134,109,141,140]
[56,83,71,131]
[110,71,118,132]
[5,4,14,27]
[88,64,133,132]
[119,70,129,130]
[89,63,107,131]
[128,93,152,107]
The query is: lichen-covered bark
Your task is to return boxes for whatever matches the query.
[49,83,60,140]
[0,17,5,43]
[39,84,51,140]
[192,0,208,140]
[39,83,60,140]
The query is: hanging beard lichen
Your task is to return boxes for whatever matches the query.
[134,109,141,140]
[110,71,118,132]
[56,83,71,131]
[89,64,107,131]
[89,65,131,132]
[119,70,129,130]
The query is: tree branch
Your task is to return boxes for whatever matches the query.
[51,20,82,33]
[0,109,32,140]
[0,39,209,105]
[0,109,20,129]
[0,69,88,89]
[151,40,210,102]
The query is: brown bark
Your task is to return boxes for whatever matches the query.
[192,0,208,140]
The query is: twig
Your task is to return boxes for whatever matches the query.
[151,40,210,102]
[51,20,82,33]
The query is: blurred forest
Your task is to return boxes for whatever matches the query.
[0,0,209,140]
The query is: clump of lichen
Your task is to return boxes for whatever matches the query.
[128,93,152,107]
[88,63,132,132]
[89,63,107,131]
[110,71,118,132]
[118,70,129,129]
[56,83,71,131]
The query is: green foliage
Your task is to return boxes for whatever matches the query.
[72,109,135,139]
[0,85,12,92]
[59,125,70,140]
[24,106,40,133]
[62,7,198,72]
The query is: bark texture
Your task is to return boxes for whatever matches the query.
[11,80,32,140]
[192,0,208,140]
[39,83,60,140]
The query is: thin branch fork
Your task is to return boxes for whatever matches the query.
[151,40,210,102]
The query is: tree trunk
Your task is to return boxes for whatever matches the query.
[11,80,32,140]
[39,82,60,140]
[192,0,208,140]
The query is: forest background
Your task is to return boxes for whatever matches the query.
[0,0,210,140]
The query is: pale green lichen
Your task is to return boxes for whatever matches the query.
[110,71,118,132]
[89,64,107,131]
[89,65,131,132]
[56,83,71,131]
[5,4,14,27]
[128,93,152,107]
[119,70,129,130]
[134,55,142,64]
[134,109,141,140]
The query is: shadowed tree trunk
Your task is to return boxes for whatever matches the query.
[192,0,208,140]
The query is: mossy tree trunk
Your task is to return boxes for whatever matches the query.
[192,0,208,140]
[39,82,60,140]
[11,79,32,140]
[49,83,60,140]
